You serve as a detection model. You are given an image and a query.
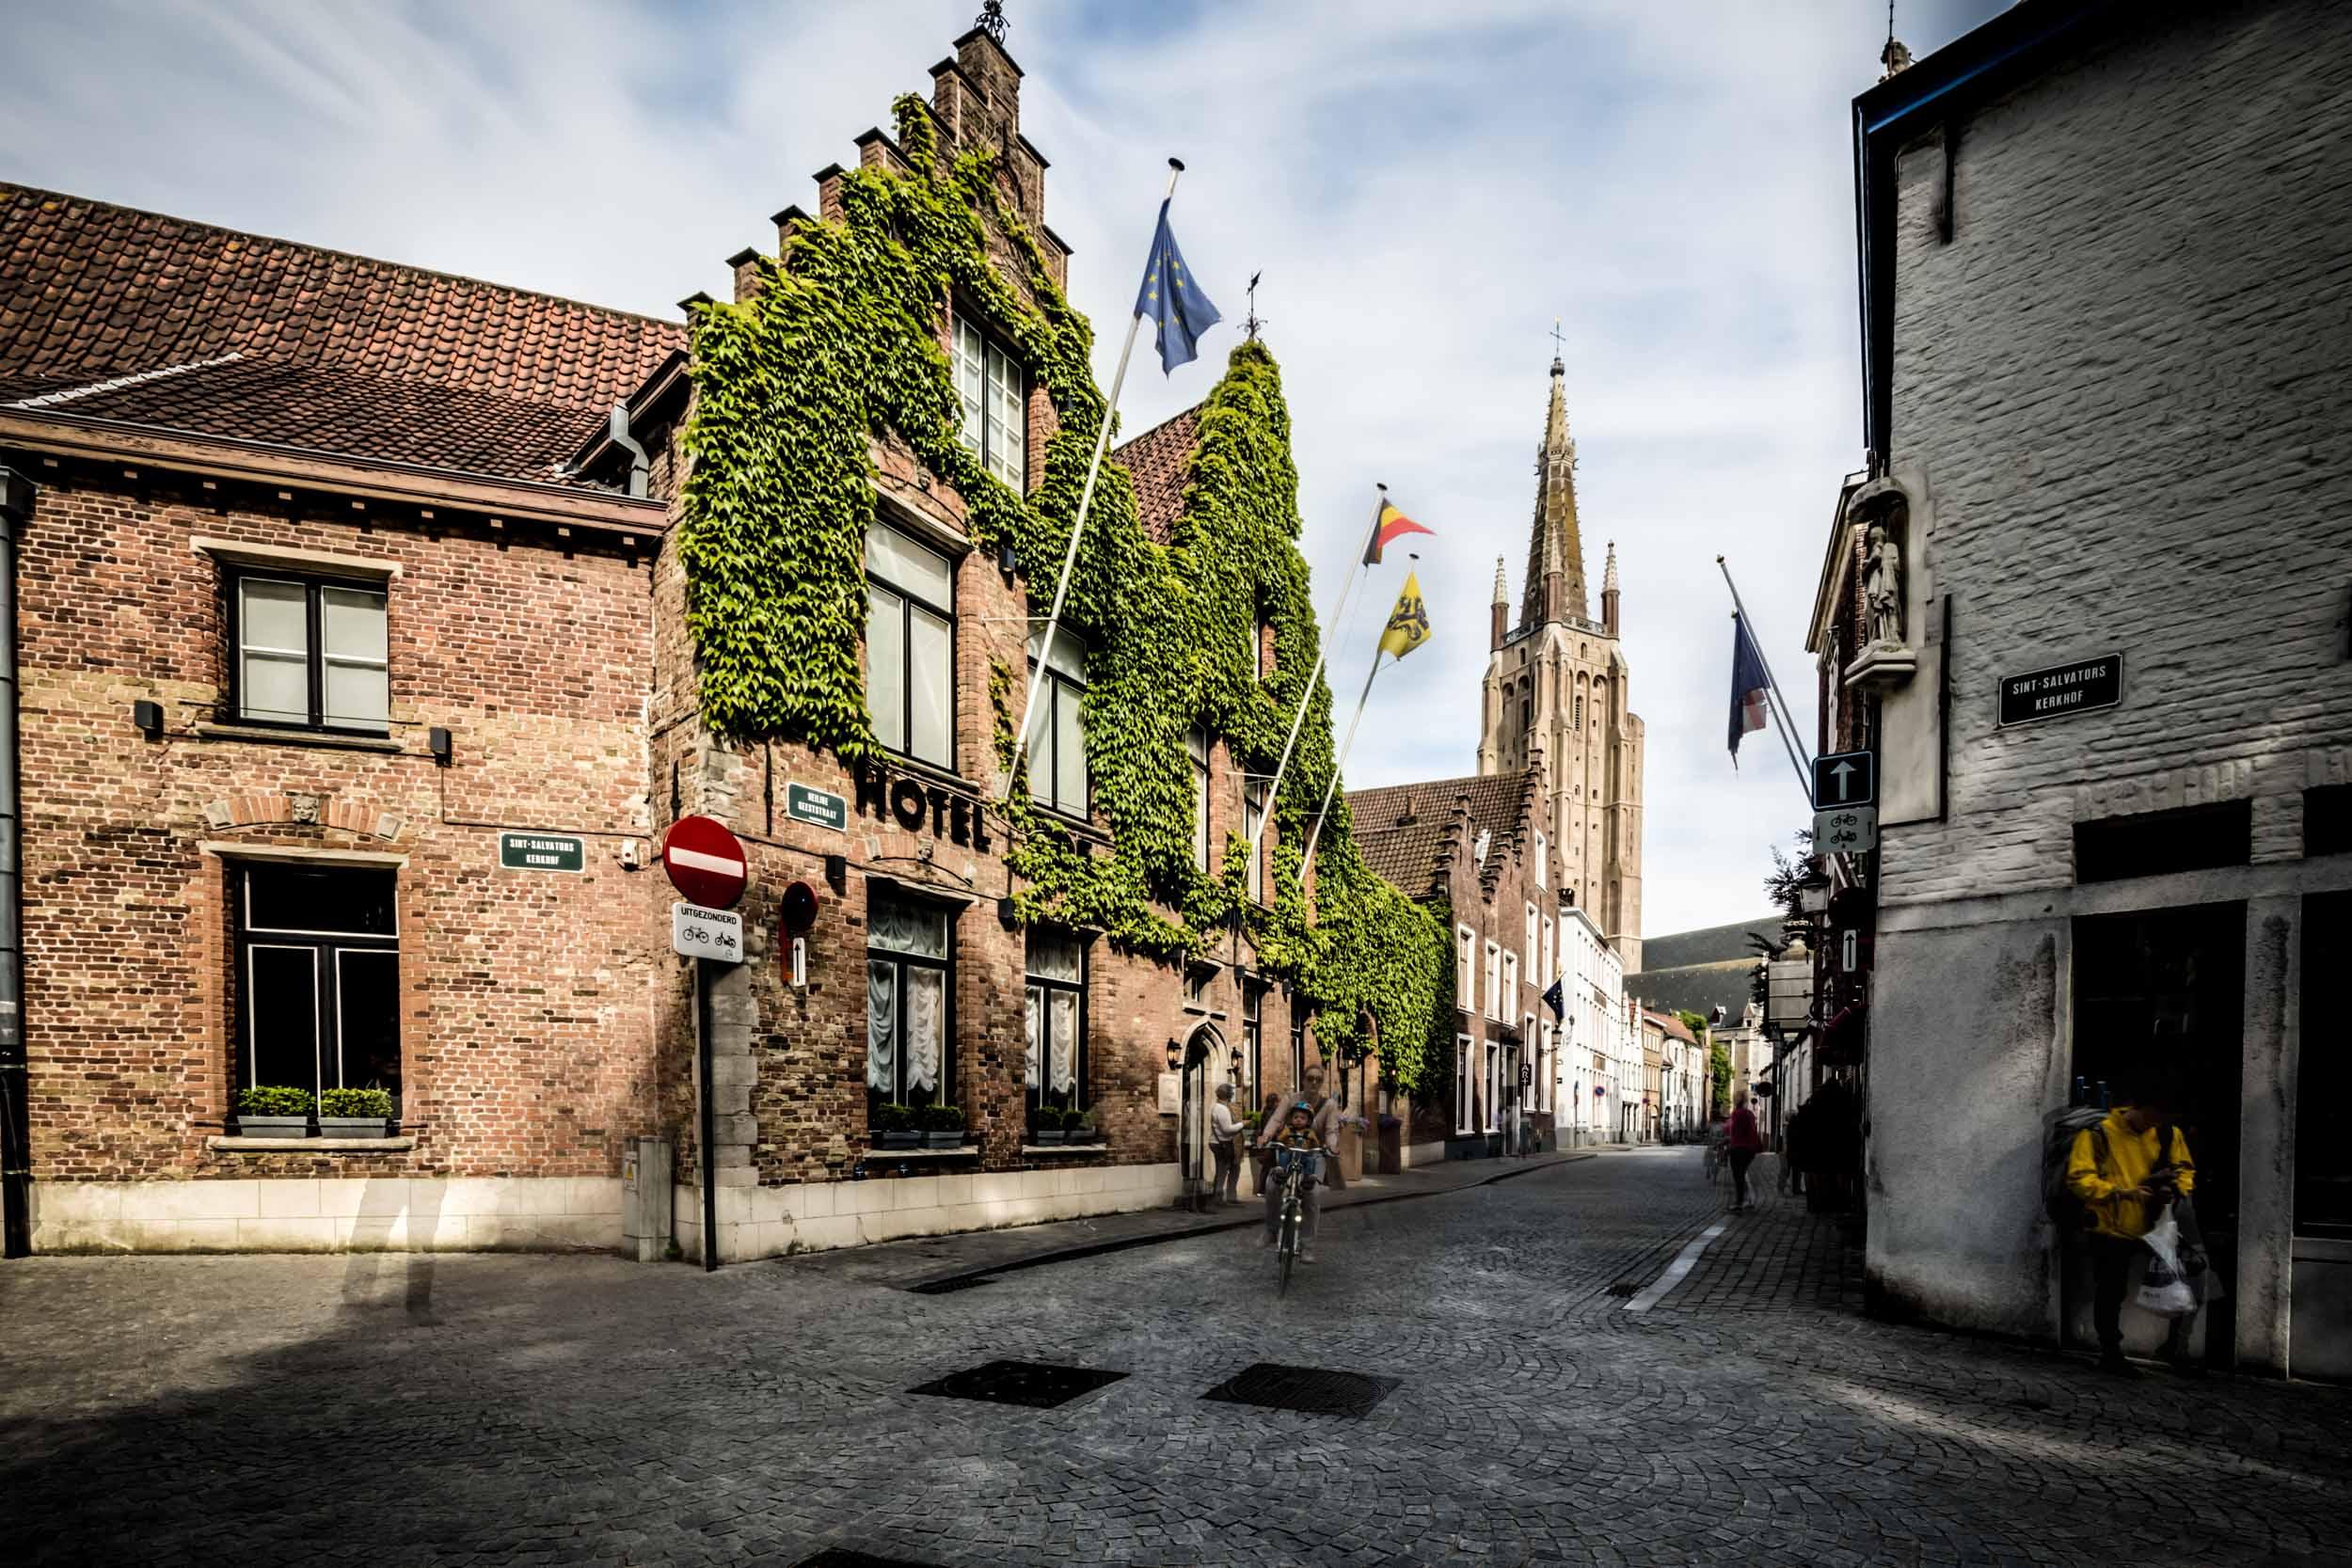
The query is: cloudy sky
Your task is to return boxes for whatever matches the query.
[3,0,2005,937]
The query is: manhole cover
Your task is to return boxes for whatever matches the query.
[1605,1280,1640,1296]
[1200,1362,1400,1418]
[905,1275,994,1294]
[908,1358,1127,1409]
[793,1552,933,1568]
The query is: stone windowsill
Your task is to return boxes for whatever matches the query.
[864,1146,976,1160]
[207,1135,418,1153]
[193,722,410,754]
[1022,1143,1108,1156]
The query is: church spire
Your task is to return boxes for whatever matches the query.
[1521,351,1590,629]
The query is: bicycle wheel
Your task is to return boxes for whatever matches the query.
[1277,1196,1296,1296]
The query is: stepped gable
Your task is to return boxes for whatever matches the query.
[1348,770,1528,898]
[0,183,682,482]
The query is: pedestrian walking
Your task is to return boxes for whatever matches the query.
[1208,1083,1243,1206]
[2065,1080,2197,1376]
[1725,1090,1764,1212]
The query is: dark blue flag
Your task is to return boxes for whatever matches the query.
[1134,199,1221,373]
[1542,978,1565,1021]
[1728,612,1772,768]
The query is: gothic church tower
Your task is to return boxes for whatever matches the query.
[1478,355,1645,972]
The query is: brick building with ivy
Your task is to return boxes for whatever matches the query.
[0,19,1445,1259]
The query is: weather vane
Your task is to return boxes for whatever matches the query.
[1244,270,1265,342]
[976,0,1008,44]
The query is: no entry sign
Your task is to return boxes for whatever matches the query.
[661,816,748,909]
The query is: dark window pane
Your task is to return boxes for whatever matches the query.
[246,865,397,935]
[2074,802,2250,884]
[335,949,401,1095]
[2307,785,2352,858]
[247,944,318,1091]
[2298,893,2352,1237]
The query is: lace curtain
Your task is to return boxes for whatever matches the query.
[866,960,895,1093]
[1024,984,1042,1090]
[905,966,944,1096]
[1049,990,1077,1095]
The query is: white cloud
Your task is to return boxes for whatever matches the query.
[0,0,2005,939]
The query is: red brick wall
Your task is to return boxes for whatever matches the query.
[12,459,666,1182]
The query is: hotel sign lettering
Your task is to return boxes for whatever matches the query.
[1998,653,2123,727]
[852,765,994,853]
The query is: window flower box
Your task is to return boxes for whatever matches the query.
[918,1102,968,1149]
[319,1087,394,1139]
[873,1103,921,1150]
[234,1085,314,1139]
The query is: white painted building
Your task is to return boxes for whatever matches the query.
[1829,0,2352,1377]
[1554,905,1629,1147]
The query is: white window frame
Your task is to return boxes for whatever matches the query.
[1540,915,1554,993]
[1502,949,1518,1009]
[865,521,956,769]
[1025,625,1088,817]
[231,572,389,735]
[1243,777,1269,903]
[1455,1031,1475,1133]
[1456,925,1476,1011]
[1524,902,1538,979]
[1485,941,1502,1022]
[1534,830,1547,889]
[954,315,1026,490]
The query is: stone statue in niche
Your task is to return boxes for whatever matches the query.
[1864,519,1904,646]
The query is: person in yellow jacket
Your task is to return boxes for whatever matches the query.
[2066,1093,2194,1374]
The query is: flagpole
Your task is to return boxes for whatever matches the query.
[1246,483,1383,877]
[1299,645,1387,880]
[1714,556,1812,800]
[1003,158,1185,801]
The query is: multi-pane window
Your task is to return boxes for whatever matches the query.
[1455,1032,1474,1132]
[1502,949,1518,1011]
[1024,927,1085,1115]
[1243,778,1269,903]
[1189,727,1213,874]
[1486,942,1503,1022]
[1025,626,1088,816]
[1524,903,1539,979]
[865,522,954,769]
[866,892,952,1107]
[233,574,388,733]
[237,863,400,1100]
[1242,979,1264,1110]
[1456,925,1476,1010]
[1534,831,1548,890]
[954,317,1025,489]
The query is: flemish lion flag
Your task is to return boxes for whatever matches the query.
[1364,498,1434,565]
[1378,572,1433,659]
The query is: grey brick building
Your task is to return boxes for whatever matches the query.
[1819,0,2352,1377]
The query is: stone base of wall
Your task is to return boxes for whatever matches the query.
[675,1162,1184,1264]
[1400,1140,1448,1169]
[31,1177,622,1253]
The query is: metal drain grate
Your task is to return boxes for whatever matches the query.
[793,1552,934,1568]
[1200,1362,1400,1418]
[908,1358,1127,1409]
[905,1275,995,1294]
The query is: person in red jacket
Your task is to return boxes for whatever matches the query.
[1725,1090,1765,1212]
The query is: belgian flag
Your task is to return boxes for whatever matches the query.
[1363,498,1433,565]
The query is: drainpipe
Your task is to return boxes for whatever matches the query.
[608,404,651,499]
[0,467,32,1258]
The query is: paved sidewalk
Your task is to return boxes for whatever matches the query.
[784,1145,1607,1291]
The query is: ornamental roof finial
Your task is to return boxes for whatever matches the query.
[1493,555,1509,606]
[976,0,1009,44]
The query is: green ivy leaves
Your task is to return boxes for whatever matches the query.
[677,93,1450,1100]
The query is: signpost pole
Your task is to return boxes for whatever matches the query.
[696,958,717,1273]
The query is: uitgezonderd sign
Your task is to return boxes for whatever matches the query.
[1998,653,2122,727]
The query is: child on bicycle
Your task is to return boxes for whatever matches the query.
[1261,1100,1332,1263]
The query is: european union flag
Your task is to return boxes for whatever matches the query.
[1135,199,1221,373]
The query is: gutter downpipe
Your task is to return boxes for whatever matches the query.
[0,467,32,1258]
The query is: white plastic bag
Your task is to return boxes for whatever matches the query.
[2137,1212,2200,1319]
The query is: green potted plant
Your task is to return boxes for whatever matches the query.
[234,1085,313,1138]
[318,1085,395,1139]
[1065,1107,1100,1144]
[872,1102,920,1150]
[919,1102,967,1149]
[1029,1103,1064,1147]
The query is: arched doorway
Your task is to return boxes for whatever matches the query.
[1178,1020,1225,1213]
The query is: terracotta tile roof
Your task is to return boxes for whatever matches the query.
[0,184,682,479]
[1345,770,1530,898]
[1113,404,1200,544]
[1643,1008,1699,1045]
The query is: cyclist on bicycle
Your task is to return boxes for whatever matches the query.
[1259,1090,1337,1263]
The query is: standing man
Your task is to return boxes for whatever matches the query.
[1725,1089,1765,1213]
[2067,1084,2195,1375]
[1208,1083,1243,1207]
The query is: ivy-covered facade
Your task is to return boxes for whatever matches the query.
[613,23,1448,1260]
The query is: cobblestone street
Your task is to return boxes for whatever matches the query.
[5,1148,2346,1566]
